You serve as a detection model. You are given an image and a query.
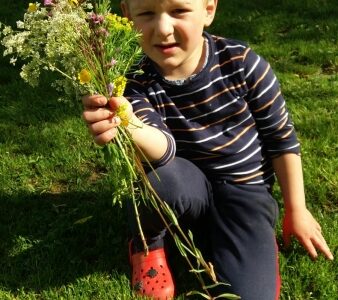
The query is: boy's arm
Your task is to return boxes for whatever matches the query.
[126,110,169,161]
[82,94,170,162]
[272,153,333,260]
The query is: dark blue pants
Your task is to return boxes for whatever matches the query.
[131,157,281,300]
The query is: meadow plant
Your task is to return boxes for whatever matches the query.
[0,1,238,298]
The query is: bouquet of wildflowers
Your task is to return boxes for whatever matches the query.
[0,1,238,298]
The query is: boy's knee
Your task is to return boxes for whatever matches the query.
[147,157,211,219]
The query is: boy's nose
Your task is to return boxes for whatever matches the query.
[155,14,174,38]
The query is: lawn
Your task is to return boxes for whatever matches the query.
[0,0,337,299]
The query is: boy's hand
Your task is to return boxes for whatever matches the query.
[282,208,334,260]
[82,94,131,145]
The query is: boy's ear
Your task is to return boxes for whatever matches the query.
[204,0,218,27]
[120,1,131,19]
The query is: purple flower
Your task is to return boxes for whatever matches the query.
[43,0,54,6]
[89,13,104,25]
[107,82,114,97]
[97,15,104,24]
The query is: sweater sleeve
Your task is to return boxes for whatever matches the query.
[242,48,300,157]
[124,79,176,167]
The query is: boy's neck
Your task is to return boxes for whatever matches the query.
[158,36,207,81]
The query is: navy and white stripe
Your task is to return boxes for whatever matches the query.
[124,32,300,184]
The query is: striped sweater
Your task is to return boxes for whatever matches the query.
[124,32,300,184]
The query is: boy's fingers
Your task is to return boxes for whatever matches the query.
[82,108,114,123]
[301,238,318,260]
[108,96,127,110]
[88,117,121,134]
[82,94,108,108]
[300,234,334,261]
[312,234,334,260]
[94,129,117,145]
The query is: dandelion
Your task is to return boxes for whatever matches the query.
[113,75,127,97]
[78,69,91,84]
[27,3,38,13]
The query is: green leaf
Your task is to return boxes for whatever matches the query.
[186,291,210,299]
[73,216,93,225]
[214,293,241,299]
[173,234,187,257]
[162,202,179,226]
[189,268,206,274]
[203,282,230,290]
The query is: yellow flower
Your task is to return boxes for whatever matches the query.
[27,3,38,13]
[106,13,115,22]
[121,17,129,25]
[78,69,91,84]
[68,0,79,6]
[106,13,133,32]
[113,76,127,97]
[116,103,130,126]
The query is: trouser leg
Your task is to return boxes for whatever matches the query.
[128,158,281,299]
[210,182,281,300]
[129,157,212,251]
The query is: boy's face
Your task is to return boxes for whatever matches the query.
[121,0,217,79]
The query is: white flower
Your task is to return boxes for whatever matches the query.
[10,57,17,65]
[16,21,25,29]
[2,26,12,35]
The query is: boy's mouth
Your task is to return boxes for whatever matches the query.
[154,43,179,54]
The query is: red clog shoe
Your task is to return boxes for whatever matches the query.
[130,248,175,299]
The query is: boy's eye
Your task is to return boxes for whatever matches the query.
[172,9,190,15]
[137,11,154,17]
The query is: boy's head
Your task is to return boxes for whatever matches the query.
[121,0,218,80]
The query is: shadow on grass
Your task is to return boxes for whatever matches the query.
[0,190,130,293]
[0,190,199,297]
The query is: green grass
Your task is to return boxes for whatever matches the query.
[0,0,337,299]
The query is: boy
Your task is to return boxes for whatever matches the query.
[82,0,333,299]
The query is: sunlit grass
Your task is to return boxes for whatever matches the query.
[0,0,337,299]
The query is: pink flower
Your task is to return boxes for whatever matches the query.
[110,58,117,66]
[106,58,117,69]
[98,27,108,36]
[43,0,54,6]
[89,13,104,25]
